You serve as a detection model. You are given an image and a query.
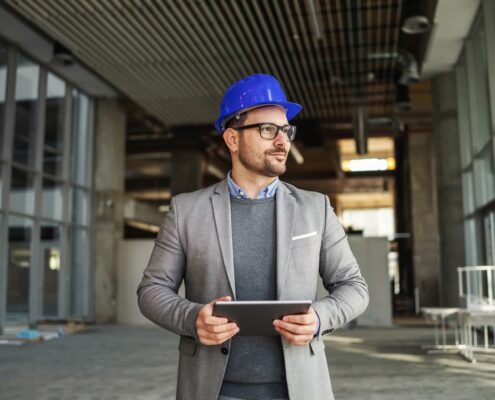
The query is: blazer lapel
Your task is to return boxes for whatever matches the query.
[211,180,236,298]
[276,182,296,299]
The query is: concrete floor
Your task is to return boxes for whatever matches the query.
[1,324,494,400]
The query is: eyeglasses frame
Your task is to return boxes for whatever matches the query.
[231,122,297,142]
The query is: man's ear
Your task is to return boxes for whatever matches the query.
[223,128,238,152]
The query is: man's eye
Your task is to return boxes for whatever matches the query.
[260,125,276,134]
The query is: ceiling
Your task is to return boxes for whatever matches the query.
[4,0,433,129]
[2,0,440,235]
[421,0,480,78]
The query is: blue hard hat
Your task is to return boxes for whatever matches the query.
[215,74,302,133]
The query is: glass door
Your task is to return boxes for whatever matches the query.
[6,216,33,325]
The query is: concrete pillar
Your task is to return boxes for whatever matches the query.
[93,99,126,322]
[171,149,203,195]
[408,131,441,307]
[432,72,465,307]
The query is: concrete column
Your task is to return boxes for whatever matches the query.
[93,99,126,322]
[432,72,465,307]
[171,149,204,195]
[408,131,441,307]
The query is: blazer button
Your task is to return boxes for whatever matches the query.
[221,347,229,355]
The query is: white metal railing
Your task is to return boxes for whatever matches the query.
[455,266,495,362]
[457,266,495,311]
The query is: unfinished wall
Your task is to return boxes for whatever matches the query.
[93,99,126,322]
[408,130,441,307]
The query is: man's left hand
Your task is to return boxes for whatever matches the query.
[273,307,318,346]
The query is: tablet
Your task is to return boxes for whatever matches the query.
[212,300,312,336]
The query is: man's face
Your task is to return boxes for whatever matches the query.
[236,106,291,177]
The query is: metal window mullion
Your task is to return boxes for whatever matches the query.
[466,39,482,208]
[60,84,73,319]
[10,161,39,174]
[466,39,482,155]
[0,45,17,334]
[455,55,473,169]
[0,46,17,205]
[482,0,495,138]
[29,66,47,326]
[85,97,95,320]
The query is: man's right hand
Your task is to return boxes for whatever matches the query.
[196,296,239,345]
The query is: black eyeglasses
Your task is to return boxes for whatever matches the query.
[232,122,297,142]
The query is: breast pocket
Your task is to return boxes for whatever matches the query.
[291,231,318,248]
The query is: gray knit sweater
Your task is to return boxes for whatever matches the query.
[219,196,288,400]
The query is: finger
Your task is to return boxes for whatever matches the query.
[203,315,229,325]
[206,322,238,334]
[275,320,314,335]
[282,313,314,325]
[201,326,239,344]
[275,327,312,345]
[214,326,240,342]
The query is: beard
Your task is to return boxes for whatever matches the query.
[238,139,287,177]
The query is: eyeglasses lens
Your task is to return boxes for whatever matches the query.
[259,123,296,141]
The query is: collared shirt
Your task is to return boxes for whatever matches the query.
[227,170,279,199]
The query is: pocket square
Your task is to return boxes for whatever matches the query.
[292,231,317,241]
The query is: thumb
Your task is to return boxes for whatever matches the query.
[204,296,232,315]
[209,296,232,306]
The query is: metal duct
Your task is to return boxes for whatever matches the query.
[352,104,368,154]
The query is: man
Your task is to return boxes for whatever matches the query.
[137,74,369,400]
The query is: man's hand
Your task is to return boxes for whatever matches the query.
[273,307,318,345]
[196,296,239,345]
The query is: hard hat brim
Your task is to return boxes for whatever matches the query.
[215,100,302,133]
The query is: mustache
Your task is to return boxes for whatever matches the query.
[266,149,287,155]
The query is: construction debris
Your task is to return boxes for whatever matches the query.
[0,320,92,346]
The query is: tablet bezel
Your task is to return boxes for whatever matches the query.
[212,300,312,336]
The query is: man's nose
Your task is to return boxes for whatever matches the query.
[273,128,289,145]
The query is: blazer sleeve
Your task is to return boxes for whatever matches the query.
[136,196,203,340]
[312,195,369,337]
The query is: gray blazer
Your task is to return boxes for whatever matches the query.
[137,179,369,400]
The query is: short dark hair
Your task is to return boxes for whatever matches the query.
[225,112,248,130]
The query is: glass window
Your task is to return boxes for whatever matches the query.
[471,24,492,152]
[42,177,64,221]
[41,222,61,317]
[0,163,3,210]
[473,146,495,207]
[484,211,495,265]
[0,41,7,158]
[462,169,475,216]
[72,187,88,226]
[464,218,481,265]
[43,73,66,177]
[6,216,33,324]
[70,227,88,317]
[10,166,35,215]
[455,54,473,168]
[71,90,89,187]
[13,54,39,168]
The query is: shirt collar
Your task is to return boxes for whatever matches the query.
[227,170,279,200]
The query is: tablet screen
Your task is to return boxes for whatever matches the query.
[213,300,312,336]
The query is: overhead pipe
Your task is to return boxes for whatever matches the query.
[352,104,368,155]
[367,51,420,84]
